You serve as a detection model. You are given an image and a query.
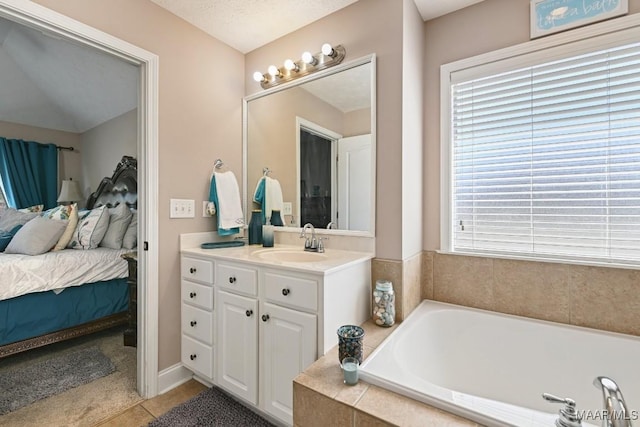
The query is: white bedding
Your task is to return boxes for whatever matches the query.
[0,247,130,301]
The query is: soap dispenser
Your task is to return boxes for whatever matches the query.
[262,217,274,247]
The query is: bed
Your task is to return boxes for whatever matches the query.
[0,156,137,358]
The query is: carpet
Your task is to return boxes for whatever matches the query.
[148,386,277,427]
[0,346,115,415]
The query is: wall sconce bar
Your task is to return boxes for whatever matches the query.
[254,44,346,90]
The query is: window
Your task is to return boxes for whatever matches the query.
[443,22,640,265]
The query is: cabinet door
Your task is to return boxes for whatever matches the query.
[261,302,317,425]
[216,289,258,405]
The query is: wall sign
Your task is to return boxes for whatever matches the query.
[530,0,628,38]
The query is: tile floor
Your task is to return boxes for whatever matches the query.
[93,379,207,427]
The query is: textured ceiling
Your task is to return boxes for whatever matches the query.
[150,0,487,53]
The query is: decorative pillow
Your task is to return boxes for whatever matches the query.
[67,206,110,250]
[5,217,67,255]
[18,204,44,213]
[0,224,23,252]
[122,210,137,250]
[100,203,133,249]
[42,204,79,251]
[0,208,39,231]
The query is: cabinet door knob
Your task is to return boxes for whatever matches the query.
[190,320,197,327]
[282,288,290,296]
[246,309,253,317]
[190,354,197,360]
[261,314,270,322]
[228,276,236,284]
[189,267,197,274]
[189,292,196,298]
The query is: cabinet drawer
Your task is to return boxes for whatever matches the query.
[217,263,258,296]
[182,304,213,345]
[264,272,317,311]
[181,257,214,284]
[182,280,213,311]
[182,334,213,380]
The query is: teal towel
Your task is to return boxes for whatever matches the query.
[209,174,240,236]
[253,177,266,224]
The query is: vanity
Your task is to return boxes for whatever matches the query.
[180,236,372,426]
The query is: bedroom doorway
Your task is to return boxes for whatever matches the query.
[0,1,159,399]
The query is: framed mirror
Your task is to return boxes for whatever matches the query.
[243,54,376,236]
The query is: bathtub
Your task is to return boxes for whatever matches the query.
[359,300,640,427]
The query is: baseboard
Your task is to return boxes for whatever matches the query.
[157,363,193,394]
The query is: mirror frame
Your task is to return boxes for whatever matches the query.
[242,54,377,237]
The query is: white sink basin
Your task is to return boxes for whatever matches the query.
[254,249,328,263]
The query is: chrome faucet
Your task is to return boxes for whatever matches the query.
[300,223,324,253]
[326,221,337,230]
[543,393,582,427]
[593,377,633,427]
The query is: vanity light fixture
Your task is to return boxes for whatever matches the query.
[252,42,346,89]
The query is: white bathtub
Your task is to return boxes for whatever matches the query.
[359,300,640,427]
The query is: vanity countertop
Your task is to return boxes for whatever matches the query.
[181,244,373,275]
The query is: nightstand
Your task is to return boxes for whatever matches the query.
[121,252,137,347]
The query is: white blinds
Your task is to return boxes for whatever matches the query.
[451,41,640,263]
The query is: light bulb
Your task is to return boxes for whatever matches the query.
[253,71,265,82]
[321,43,334,57]
[301,51,316,65]
[284,59,298,71]
[267,65,280,77]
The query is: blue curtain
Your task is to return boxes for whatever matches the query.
[0,138,58,209]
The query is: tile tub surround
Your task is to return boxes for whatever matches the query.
[426,251,640,337]
[293,321,479,427]
[371,252,422,323]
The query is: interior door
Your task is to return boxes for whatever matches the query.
[337,134,372,231]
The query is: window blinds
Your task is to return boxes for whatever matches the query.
[451,41,640,263]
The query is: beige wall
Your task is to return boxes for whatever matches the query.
[423,0,640,250]
[0,120,82,195]
[245,0,404,260]
[80,109,137,204]
[33,0,245,371]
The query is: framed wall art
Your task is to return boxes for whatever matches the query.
[530,0,629,39]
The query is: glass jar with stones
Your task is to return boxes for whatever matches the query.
[373,279,395,327]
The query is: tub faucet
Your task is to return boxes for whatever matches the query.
[593,376,633,427]
[543,393,582,427]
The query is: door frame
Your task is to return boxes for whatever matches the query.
[295,117,342,227]
[0,0,160,398]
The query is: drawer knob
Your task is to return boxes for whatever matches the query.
[282,288,290,296]
[261,314,270,322]
[190,354,197,360]
[190,267,197,274]
[246,309,253,317]
[229,276,236,284]
[189,292,197,298]
[190,320,197,327]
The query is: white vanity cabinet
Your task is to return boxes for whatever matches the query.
[180,244,371,427]
[180,256,215,380]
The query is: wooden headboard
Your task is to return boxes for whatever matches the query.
[86,156,138,210]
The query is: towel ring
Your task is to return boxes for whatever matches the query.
[263,167,272,176]
[214,159,224,169]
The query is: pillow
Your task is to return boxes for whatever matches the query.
[18,204,44,213]
[0,224,22,252]
[5,217,67,255]
[0,208,39,231]
[67,206,110,250]
[100,203,133,249]
[42,204,79,251]
[122,210,137,250]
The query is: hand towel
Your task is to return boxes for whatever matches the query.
[265,177,284,221]
[209,171,244,235]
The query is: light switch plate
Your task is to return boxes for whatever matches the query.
[170,199,195,218]
[283,202,292,215]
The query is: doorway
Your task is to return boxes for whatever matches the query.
[0,1,159,398]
